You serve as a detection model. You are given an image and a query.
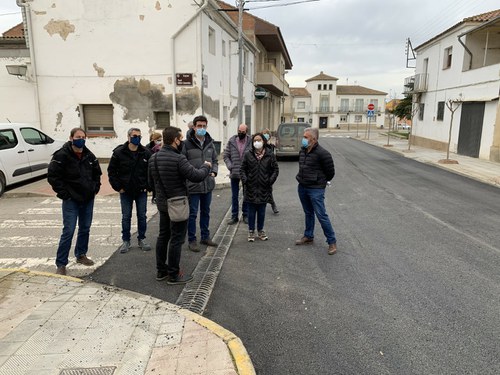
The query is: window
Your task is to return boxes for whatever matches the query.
[329,84,332,90]
[418,103,425,121]
[443,46,452,69]
[340,115,347,122]
[317,84,321,90]
[323,84,327,90]
[354,115,362,122]
[355,99,364,112]
[243,50,248,76]
[437,102,445,121]
[320,95,329,112]
[340,98,349,112]
[82,104,114,136]
[222,40,226,57]
[209,27,215,55]
[155,111,170,128]
[0,129,16,150]
[20,127,49,145]
[297,117,305,122]
[297,101,305,109]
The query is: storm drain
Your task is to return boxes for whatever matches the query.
[176,206,238,314]
[59,367,116,375]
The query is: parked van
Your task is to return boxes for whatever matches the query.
[0,124,65,196]
[275,122,311,159]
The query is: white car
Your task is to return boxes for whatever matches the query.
[0,123,65,196]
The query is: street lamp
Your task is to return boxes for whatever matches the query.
[237,0,245,125]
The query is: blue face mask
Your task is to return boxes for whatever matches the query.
[72,138,85,149]
[301,138,309,149]
[130,136,141,146]
[263,133,270,141]
[196,128,207,137]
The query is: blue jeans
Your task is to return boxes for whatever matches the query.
[119,191,148,242]
[55,198,94,267]
[247,202,266,232]
[155,209,188,278]
[188,192,212,242]
[297,184,337,245]
[230,178,248,219]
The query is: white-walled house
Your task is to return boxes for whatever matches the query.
[0,0,267,158]
[405,9,500,161]
[283,72,387,129]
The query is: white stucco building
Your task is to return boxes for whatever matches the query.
[0,0,291,158]
[283,72,387,130]
[405,9,500,161]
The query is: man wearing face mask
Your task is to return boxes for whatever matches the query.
[182,115,219,252]
[295,127,338,255]
[48,128,102,275]
[108,128,152,253]
[148,127,211,284]
[223,123,252,225]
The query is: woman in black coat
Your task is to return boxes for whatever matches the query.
[240,133,279,242]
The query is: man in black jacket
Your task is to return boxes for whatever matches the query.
[148,127,211,285]
[108,128,152,253]
[182,115,219,252]
[295,127,338,255]
[48,128,102,275]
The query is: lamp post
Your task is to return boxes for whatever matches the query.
[237,0,244,125]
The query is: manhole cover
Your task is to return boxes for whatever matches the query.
[59,367,116,375]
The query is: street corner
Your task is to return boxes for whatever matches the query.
[179,309,256,375]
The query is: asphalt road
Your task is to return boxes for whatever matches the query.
[202,138,500,375]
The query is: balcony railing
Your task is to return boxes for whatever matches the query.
[404,73,428,94]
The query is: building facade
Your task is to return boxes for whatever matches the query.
[283,72,387,129]
[405,9,500,161]
[1,0,292,157]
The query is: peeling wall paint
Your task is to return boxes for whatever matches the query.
[155,1,161,11]
[44,19,75,41]
[109,77,171,128]
[34,11,47,15]
[54,112,63,131]
[139,15,145,21]
[202,94,220,120]
[92,63,105,77]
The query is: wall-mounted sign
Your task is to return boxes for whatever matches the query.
[176,73,193,86]
[254,87,267,100]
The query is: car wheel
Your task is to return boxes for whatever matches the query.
[0,172,5,197]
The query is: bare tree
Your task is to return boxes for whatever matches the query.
[443,97,463,161]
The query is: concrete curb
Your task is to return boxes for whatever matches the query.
[0,267,83,283]
[179,309,256,375]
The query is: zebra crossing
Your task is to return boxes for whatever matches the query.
[0,195,157,277]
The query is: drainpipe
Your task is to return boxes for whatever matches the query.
[17,0,42,129]
[457,33,473,71]
[171,0,208,125]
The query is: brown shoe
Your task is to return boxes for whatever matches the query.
[56,266,66,275]
[76,255,94,266]
[295,236,314,245]
[328,243,337,255]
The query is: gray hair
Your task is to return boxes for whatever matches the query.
[127,127,141,136]
[304,127,318,141]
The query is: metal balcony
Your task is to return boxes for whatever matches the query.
[404,73,428,94]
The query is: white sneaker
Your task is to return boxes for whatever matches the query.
[248,231,255,242]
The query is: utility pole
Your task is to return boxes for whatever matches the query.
[237,0,244,125]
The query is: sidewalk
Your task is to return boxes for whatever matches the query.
[357,132,500,188]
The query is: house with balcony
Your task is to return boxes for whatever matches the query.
[1,0,293,158]
[217,1,291,133]
[405,9,500,161]
[283,72,387,129]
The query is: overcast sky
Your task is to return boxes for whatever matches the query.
[1,0,499,99]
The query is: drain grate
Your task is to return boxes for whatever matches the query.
[59,367,116,375]
[176,205,237,314]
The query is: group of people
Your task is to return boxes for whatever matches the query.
[47,117,337,284]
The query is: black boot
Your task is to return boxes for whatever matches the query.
[271,203,279,214]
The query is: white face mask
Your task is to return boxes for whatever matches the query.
[253,141,263,150]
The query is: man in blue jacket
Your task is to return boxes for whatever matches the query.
[182,115,219,252]
[295,127,338,255]
[108,128,152,253]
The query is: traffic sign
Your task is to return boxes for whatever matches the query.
[254,87,267,100]
[367,110,375,117]
[367,103,375,111]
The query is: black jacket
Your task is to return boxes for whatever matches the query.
[296,142,335,188]
[182,129,219,194]
[47,142,102,202]
[148,145,210,212]
[240,147,279,204]
[107,142,151,194]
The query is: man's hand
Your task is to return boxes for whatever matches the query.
[204,161,212,168]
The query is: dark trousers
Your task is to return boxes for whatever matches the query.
[230,177,248,219]
[155,209,188,278]
[188,191,212,243]
[247,202,266,232]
